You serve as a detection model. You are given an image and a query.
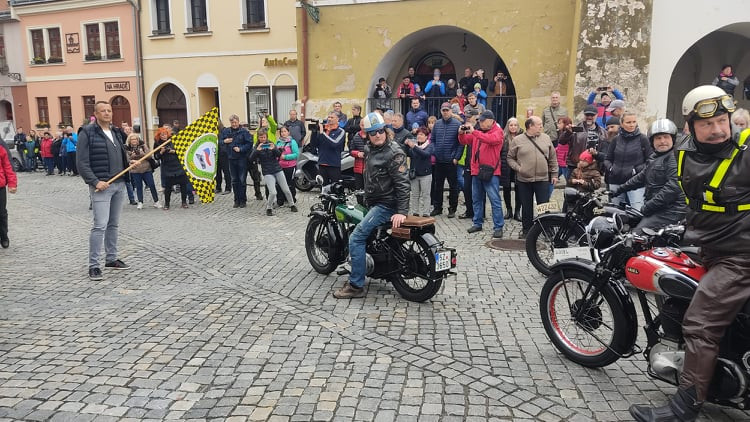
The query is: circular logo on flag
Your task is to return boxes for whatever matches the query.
[185,133,218,181]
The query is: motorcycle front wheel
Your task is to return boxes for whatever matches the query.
[296,174,314,192]
[539,269,629,367]
[526,217,587,275]
[389,237,443,303]
[305,218,338,274]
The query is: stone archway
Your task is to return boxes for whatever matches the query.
[666,23,750,122]
[368,26,515,126]
[156,83,187,129]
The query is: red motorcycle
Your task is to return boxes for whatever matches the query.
[539,218,750,411]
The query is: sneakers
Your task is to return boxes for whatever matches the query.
[255,193,264,200]
[1,238,9,249]
[153,201,163,209]
[493,229,504,239]
[88,267,103,280]
[333,283,365,299]
[239,203,246,208]
[467,226,482,233]
[458,212,473,219]
[266,209,273,216]
[447,208,456,218]
[136,202,143,210]
[233,202,239,208]
[188,198,195,205]
[129,200,138,206]
[221,190,231,195]
[290,205,298,212]
[181,203,189,209]
[105,259,130,270]
[430,209,443,216]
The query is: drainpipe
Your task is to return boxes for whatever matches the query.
[300,4,309,119]
[128,0,147,145]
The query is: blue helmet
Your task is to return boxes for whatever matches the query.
[363,112,385,133]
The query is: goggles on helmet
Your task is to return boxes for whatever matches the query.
[690,95,736,119]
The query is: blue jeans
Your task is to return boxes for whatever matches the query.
[349,204,394,288]
[609,183,645,210]
[229,158,248,204]
[472,175,504,230]
[43,157,55,173]
[131,172,159,203]
[456,165,465,191]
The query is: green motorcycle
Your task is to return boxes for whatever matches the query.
[305,180,456,302]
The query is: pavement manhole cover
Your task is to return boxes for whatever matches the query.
[486,239,526,251]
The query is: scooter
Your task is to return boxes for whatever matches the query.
[294,143,355,191]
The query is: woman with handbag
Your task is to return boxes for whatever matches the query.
[507,116,558,238]
[125,133,161,209]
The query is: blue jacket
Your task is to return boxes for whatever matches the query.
[431,117,462,163]
[424,80,446,97]
[405,107,428,129]
[407,142,434,177]
[311,128,346,167]
[63,134,78,153]
[221,126,253,160]
[472,89,488,107]
[587,89,624,127]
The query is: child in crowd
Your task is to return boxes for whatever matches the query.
[567,150,602,193]
[248,128,297,216]
[405,127,434,217]
[276,125,299,206]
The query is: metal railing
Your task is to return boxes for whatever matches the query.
[366,96,518,127]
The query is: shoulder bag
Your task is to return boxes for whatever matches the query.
[474,138,500,182]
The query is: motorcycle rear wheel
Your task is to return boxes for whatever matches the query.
[389,237,443,302]
[305,218,337,274]
[296,175,314,192]
[540,269,629,367]
[526,218,587,275]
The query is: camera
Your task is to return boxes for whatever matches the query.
[306,118,320,131]
[571,126,585,133]
[261,143,271,149]
[460,125,471,131]
[587,140,598,149]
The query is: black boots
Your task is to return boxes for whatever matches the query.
[629,387,701,422]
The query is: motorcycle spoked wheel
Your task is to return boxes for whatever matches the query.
[305,218,338,274]
[540,269,630,367]
[389,237,443,303]
[526,218,587,276]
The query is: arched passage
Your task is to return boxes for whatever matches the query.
[109,95,131,127]
[666,23,750,122]
[368,26,515,126]
[156,83,188,129]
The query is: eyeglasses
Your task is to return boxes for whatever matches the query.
[368,129,386,135]
[691,95,736,118]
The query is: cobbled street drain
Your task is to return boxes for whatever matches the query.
[486,239,526,250]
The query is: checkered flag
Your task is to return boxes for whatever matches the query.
[171,107,219,204]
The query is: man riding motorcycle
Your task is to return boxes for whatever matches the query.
[332,112,410,299]
[630,86,750,421]
[611,118,686,233]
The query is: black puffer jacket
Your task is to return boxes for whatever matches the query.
[616,149,687,217]
[248,144,282,176]
[154,138,186,178]
[604,128,652,184]
[77,123,129,187]
[364,139,410,215]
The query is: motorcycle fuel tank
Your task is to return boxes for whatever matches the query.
[335,203,368,225]
[625,248,706,295]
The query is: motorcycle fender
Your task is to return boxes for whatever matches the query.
[301,160,318,178]
[549,259,639,355]
[420,232,441,249]
[309,213,347,262]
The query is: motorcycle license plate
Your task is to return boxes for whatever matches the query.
[536,200,559,215]
[435,251,451,272]
[553,246,592,262]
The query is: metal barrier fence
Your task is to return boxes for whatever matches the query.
[366,96,517,128]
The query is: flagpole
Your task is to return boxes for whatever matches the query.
[98,139,172,189]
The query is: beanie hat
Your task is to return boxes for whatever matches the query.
[579,150,594,163]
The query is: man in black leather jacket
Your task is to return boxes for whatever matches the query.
[630,86,750,421]
[333,112,410,299]
[612,118,686,232]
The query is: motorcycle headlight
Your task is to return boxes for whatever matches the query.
[586,216,617,249]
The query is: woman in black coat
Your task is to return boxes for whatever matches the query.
[154,127,188,210]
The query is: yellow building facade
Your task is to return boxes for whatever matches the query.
[297,0,580,123]
[139,0,299,142]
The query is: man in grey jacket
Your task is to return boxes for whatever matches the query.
[541,91,568,140]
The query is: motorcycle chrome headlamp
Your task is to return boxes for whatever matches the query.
[586,216,618,249]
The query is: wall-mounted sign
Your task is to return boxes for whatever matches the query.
[105,81,130,91]
[264,57,297,67]
[66,33,80,53]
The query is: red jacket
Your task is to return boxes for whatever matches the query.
[40,136,54,158]
[458,123,504,177]
[0,146,18,188]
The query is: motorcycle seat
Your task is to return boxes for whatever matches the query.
[402,216,435,227]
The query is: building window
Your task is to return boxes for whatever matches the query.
[48,28,62,62]
[83,96,96,120]
[59,97,72,126]
[153,0,171,35]
[246,87,270,129]
[243,0,266,29]
[187,0,208,32]
[85,21,121,61]
[0,34,7,73]
[30,29,45,63]
[37,97,49,126]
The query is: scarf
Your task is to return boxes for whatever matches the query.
[619,127,641,140]
[417,139,430,149]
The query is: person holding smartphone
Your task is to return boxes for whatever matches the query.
[558,105,605,177]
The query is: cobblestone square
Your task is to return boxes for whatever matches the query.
[0,173,745,421]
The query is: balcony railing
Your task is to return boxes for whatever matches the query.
[366,96,518,127]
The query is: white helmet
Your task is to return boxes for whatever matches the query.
[681,85,736,120]
[648,118,678,143]
[362,112,385,133]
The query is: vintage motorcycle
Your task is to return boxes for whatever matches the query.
[304,178,457,302]
[539,218,750,411]
[525,188,643,275]
[294,143,355,191]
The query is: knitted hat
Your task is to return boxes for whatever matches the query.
[579,150,594,163]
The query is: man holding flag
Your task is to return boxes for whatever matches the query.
[77,101,131,281]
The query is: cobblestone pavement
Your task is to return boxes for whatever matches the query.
[1,172,746,422]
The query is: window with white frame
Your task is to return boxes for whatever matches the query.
[186,0,208,32]
[28,27,63,65]
[243,0,266,29]
[84,21,120,61]
[152,0,171,35]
